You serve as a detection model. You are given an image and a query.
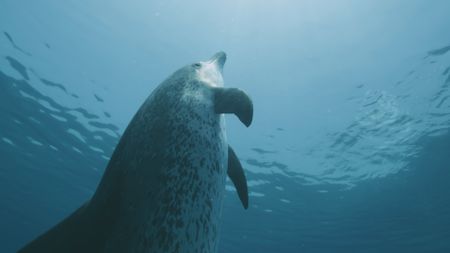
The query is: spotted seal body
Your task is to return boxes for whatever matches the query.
[19,52,253,253]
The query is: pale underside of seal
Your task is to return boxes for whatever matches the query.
[18,52,253,253]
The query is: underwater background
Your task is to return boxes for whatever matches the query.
[1,0,450,252]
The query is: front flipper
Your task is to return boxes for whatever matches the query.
[228,146,249,209]
[214,87,253,127]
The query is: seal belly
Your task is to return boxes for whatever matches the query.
[103,99,229,253]
[145,114,228,253]
[152,115,228,253]
[142,116,228,253]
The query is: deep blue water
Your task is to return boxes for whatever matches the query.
[1,1,450,252]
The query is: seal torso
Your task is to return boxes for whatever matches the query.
[96,68,228,253]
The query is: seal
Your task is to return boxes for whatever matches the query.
[18,51,253,253]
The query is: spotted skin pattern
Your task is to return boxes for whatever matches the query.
[93,60,228,253]
[18,52,250,253]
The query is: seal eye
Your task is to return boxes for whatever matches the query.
[193,63,201,68]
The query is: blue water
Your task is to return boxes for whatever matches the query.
[1,0,450,252]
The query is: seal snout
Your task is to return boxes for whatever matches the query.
[209,51,227,71]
